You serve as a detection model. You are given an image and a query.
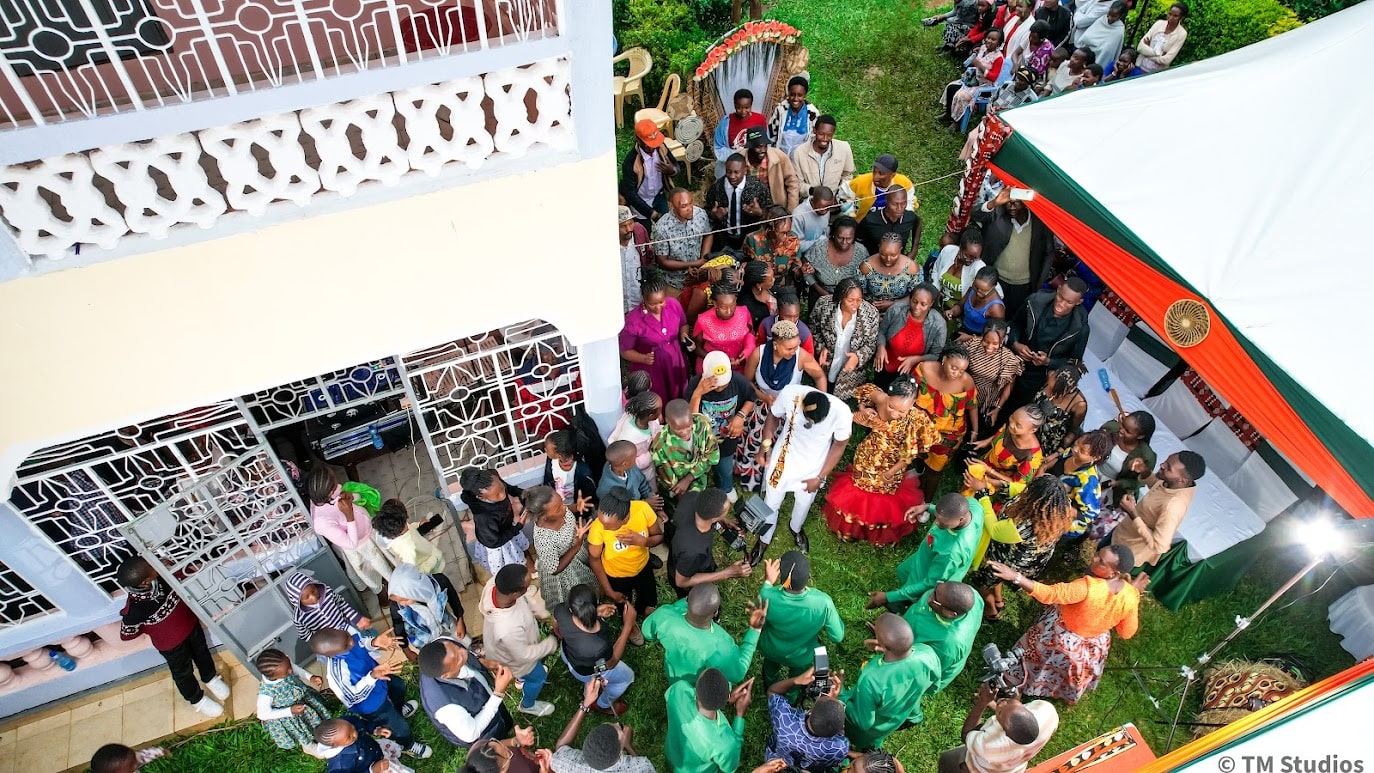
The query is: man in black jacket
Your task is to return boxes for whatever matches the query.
[1007,278,1090,410]
[706,153,773,251]
[620,119,679,226]
[970,186,1056,318]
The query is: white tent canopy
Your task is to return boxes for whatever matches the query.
[1000,3,1374,444]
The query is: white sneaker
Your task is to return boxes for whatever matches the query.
[406,742,433,759]
[192,696,224,717]
[726,489,739,504]
[204,675,230,700]
[518,700,555,717]
[401,699,419,718]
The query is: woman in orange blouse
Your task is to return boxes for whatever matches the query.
[988,545,1149,703]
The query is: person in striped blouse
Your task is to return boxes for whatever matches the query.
[285,572,371,641]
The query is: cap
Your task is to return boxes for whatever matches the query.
[779,550,811,590]
[635,118,665,148]
[744,127,768,149]
[702,350,731,383]
[874,153,899,174]
[617,205,634,224]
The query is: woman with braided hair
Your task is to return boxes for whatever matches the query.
[608,390,662,488]
[737,320,828,491]
[740,258,779,329]
[1045,429,1114,540]
[691,281,757,371]
[680,253,741,327]
[1031,363,1087,456]
[823,375,941,545]
[745,204,802,286]
[967,474,1076,619]
[912,343,979,497]
[972,403,1046,511]
[619,272,690,405]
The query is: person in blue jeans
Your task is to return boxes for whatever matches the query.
[478,564,559,717]
[312,628,433,760]
[552,584,638,715]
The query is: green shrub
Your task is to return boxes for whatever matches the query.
[1131,0,1300,64]
[1280,0,1362,20]
[617,0,715,103]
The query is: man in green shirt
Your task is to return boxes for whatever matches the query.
[759,551,845,687]
[842,613,940,751]
[906,581,983,693]
[868,493,984,614]
[641,582,766,684]
[665,668,753,773]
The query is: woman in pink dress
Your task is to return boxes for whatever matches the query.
[692,283,756,373]
[619,274,690,405]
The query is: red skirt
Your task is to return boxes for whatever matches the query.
[823,469,925,546]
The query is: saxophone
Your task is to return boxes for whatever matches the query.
[768,394,803,489]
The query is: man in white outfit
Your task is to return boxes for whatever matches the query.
[748,384,851,565]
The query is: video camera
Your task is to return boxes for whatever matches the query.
[979,642,1025,696]
[802,646,832,701]
[713,521,748,552]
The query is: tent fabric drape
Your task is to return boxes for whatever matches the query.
[983,145,1374,518]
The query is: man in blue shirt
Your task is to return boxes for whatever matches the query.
[765,669,850,770]
[313,628,432,759]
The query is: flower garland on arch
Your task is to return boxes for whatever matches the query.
[694,20,802,82]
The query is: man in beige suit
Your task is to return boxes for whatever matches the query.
[791,115,856,199]
[744,129,801,212]
[1104,450,1206,570]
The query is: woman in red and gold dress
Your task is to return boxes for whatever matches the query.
[823,377,941,545]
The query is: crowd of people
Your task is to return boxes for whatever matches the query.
[87,4,1211,773]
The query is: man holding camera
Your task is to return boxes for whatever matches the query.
[867,493,984,616]
[641,582,767,684]
[907,581,984,694]
[765,667,850,771]
[669,488,753,599]
[759,552,845,689]
[551,678,655,772]
[938,683,1058,773]
[842,613,940,751]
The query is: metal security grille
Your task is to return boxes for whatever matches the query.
[0,560,57,628]
[9,403,256,597]
[120,447,319,621]
[238,358,405,431]
[401,319,583,486]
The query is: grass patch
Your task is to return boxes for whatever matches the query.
[141,3,1354,771]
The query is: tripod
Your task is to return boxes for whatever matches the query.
[1111,552,1326,752]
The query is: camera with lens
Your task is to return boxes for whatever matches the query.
[979,642,1025,695]
[713,521,748,552]
[737,495,778,536]
[802,646,832,701]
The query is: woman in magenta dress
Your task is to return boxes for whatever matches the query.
[620,274,690,405]
[692,283,756,372]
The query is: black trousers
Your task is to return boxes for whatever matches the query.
[608,564,658,617]
[162,623,217,703]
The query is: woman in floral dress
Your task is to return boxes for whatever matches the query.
[525,485,596,608]
[823,377,940,545]
[972,404,1045,511]
[912,344,978,497]
[254,648,330,754]
[745,205,802,286]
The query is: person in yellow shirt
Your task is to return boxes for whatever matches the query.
[847,154,916,222]
[587,486,664,645]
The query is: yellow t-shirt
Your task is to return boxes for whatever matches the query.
[588,501,657,578]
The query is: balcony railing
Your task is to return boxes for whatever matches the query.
[0,53,575,264]
[0,0,561,130]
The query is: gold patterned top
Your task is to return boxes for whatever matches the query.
[849,384,942,494]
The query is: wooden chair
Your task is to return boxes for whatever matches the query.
[612,47,652,128]
[634,73,681,138]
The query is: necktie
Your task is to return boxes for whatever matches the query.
[729,185,739,235]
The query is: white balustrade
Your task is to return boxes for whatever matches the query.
[300,93,409,196]
[89,134,226,239]
[0,56,574,263]
[199,112,321,215]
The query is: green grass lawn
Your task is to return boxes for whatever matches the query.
[140,2,1356,771]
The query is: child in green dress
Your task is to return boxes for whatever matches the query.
[255,648,332,757]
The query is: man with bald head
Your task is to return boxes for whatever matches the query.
[641,582,766,684]
[907,581,984,693]
[416,636,514,748]
[869,493,984,615]
[938,682,1059,773]
[841,613,941,751]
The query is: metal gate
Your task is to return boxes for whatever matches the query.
[116,446,352,669]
